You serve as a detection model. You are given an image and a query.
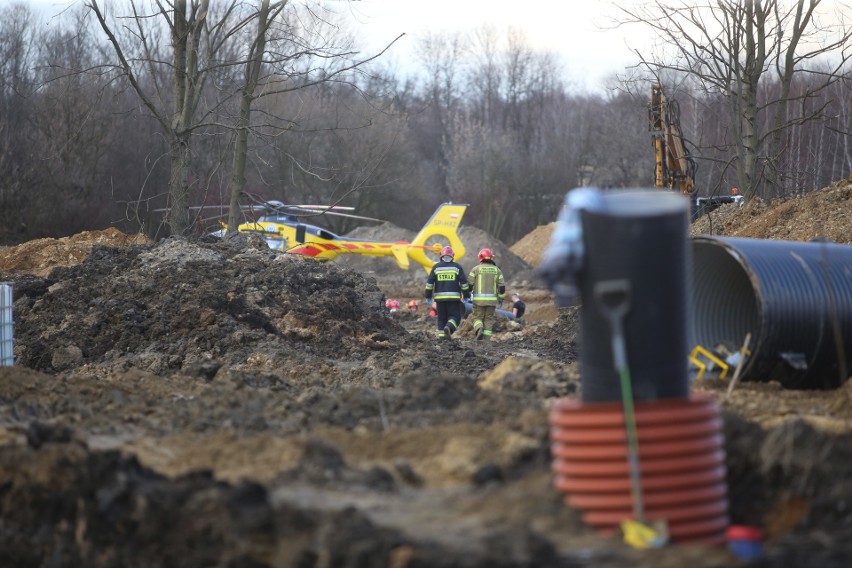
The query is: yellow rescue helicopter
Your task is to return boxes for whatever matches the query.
[226,201,469,272]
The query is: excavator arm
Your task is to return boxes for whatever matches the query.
[649,83,696,196]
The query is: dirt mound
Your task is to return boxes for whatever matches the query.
[458,226,537,287]
[338,222,539,292]
[10,236,399,377]
[510,222,556,268]
[336,221,419,286]
[1,194,852,567]
[691,175,852,242]
[510,176,852,263]
[0,425,432,567]
[0,227,150,277]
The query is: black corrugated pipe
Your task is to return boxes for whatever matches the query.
[691,237,852,389]
[577,191,692,402]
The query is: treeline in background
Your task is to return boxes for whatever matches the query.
[1,1,850,246]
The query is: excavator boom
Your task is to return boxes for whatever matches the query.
[649,83,696,196]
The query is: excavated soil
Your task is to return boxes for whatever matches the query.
[689,176,852,244]
[1,179,851,567]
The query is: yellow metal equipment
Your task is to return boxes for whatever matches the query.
[689,345,730,382]
[649,83,696,196]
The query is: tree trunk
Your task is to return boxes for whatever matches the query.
[767,1,811,197]
[227,98,250,235]
[168,0,191,236]
[228,0,273,235]
[740,0,766,201]
[168,131,192,235]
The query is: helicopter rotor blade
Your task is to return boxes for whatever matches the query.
[152,205,229,213]
[250,203,358,214]
[340,213,385,223]
[289,204,356,211]
[152,201,380,222]
[300,210,385,223]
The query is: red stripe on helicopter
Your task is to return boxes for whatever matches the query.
[289,245,323,257]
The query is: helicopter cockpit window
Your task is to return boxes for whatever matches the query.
[261,214,297,224]
[302,226,340,240]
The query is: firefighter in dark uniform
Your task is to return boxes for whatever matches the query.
[468,248,505,340]
[425,245,471,339]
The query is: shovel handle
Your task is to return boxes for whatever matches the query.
[594,279,644,520]
[593,279,632,323]
[594,279,632,371]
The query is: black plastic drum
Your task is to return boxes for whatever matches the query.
[578,190,691,402]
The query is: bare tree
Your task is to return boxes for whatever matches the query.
[0,1,38,237]
[617,0,852,200]
[225,0,281,234]
[467,24,503,128]
[34,7,117,215]
[444,113,520,238]
[589,88,652,189]
[222,1,403,235]
[87,0,403,237]
[413,30,469,195]
[87,0,226,235]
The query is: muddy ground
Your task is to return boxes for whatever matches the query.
[1,180,851,567]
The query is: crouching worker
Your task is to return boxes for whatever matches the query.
[511,293,526,322]
[425,246,471,340]
[468,248,505,340]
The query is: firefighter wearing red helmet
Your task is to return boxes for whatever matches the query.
[425,245,471,339]
[468,247,505,341]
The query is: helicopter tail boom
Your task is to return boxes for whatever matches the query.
[285,203,468,272]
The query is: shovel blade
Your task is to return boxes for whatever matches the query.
[621,518,669,549]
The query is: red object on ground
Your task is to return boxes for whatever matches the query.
[726,525,764,559]
[726,525,763,541]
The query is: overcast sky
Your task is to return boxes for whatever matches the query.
[28,0,641,91]
[332,0,642,91]
[333,0,852,91]
[27,0,852,93]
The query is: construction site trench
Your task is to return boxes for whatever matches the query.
[1,178,851,567]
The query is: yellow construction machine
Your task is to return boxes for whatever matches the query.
[648,83,696,197]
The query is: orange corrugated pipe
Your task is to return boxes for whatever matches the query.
[549,392,729,545]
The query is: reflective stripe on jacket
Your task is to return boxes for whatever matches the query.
[469,262,505,305]
[425,261,471,302]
